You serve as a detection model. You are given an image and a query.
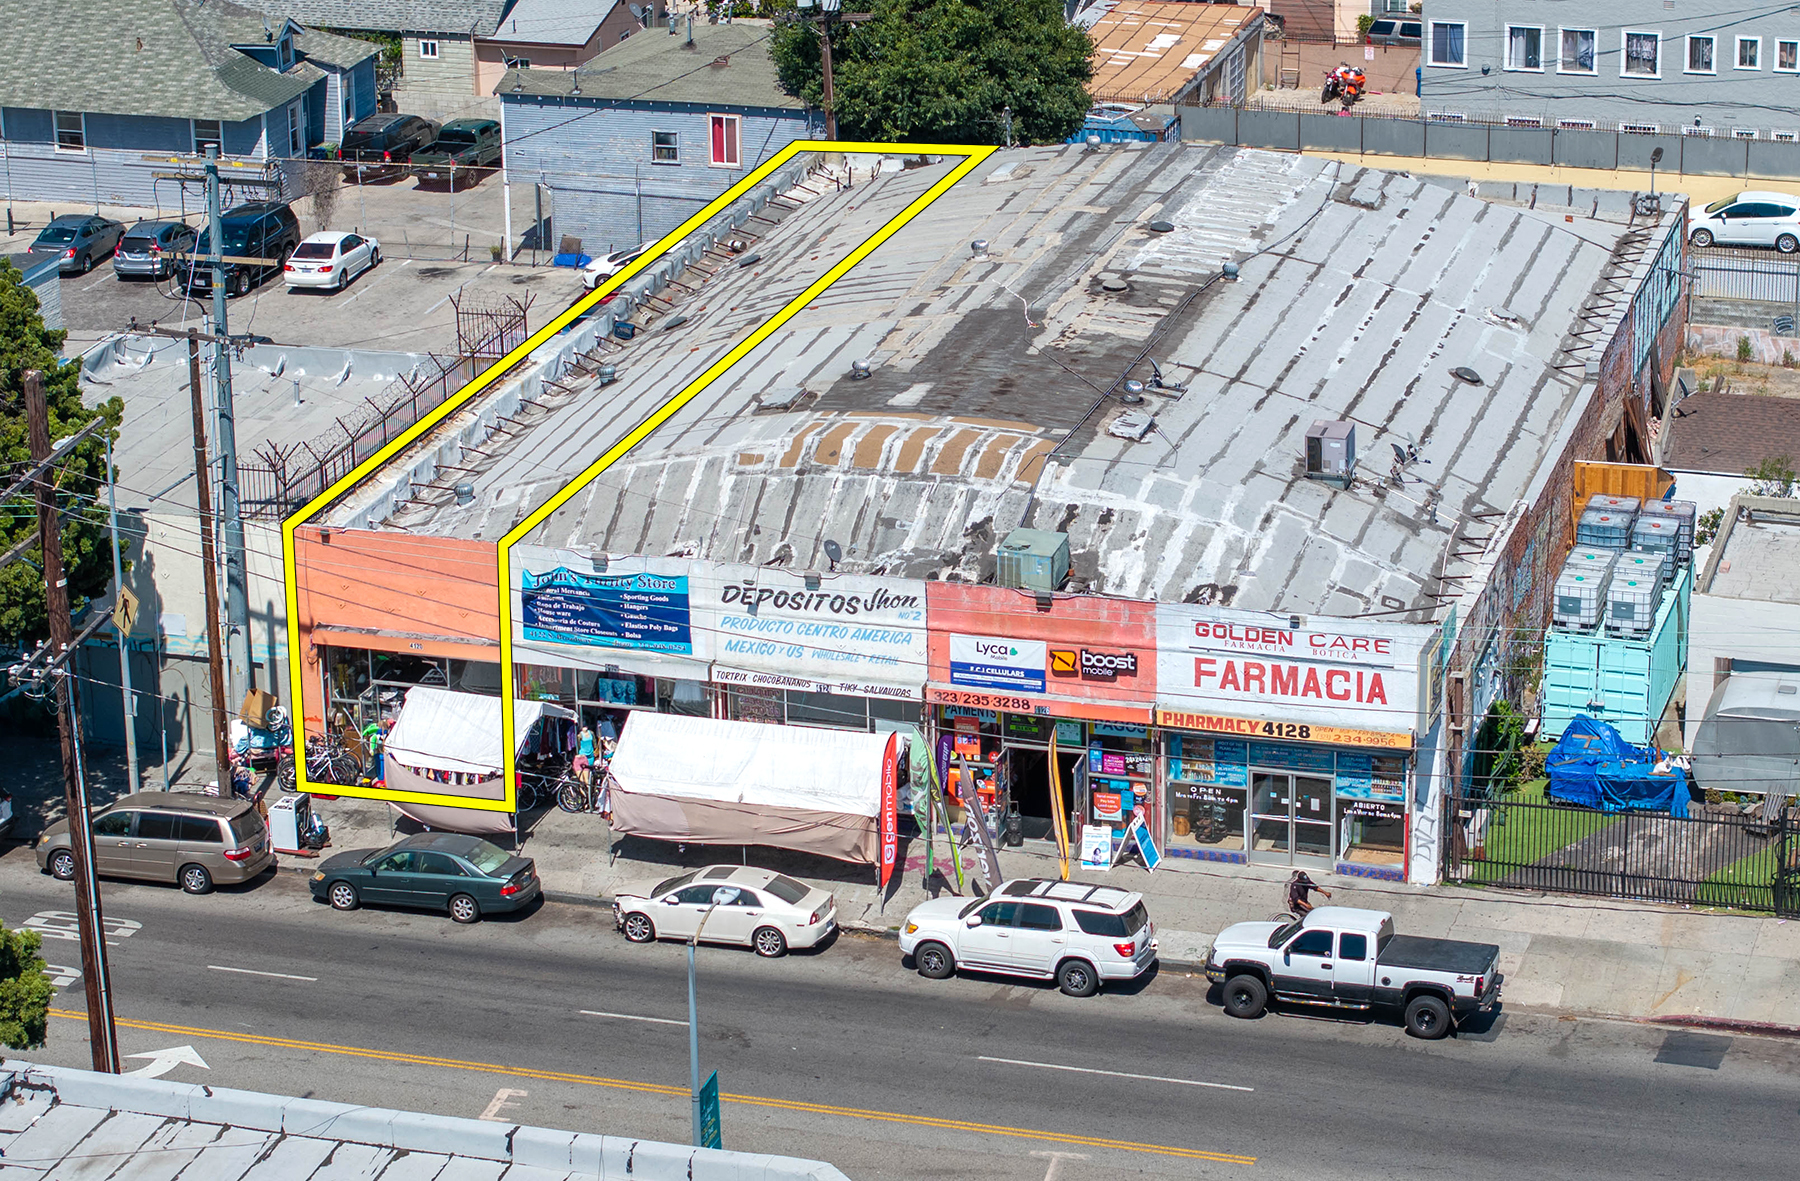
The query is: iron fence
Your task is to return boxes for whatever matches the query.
[1447,795,1800,915]
[1691,246,1800,305]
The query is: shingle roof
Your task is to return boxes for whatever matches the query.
[0,0,370,122]
[1663,391,1800,475]
[487,0,623,46]
[260,0,517,37]
[499,19,801,108]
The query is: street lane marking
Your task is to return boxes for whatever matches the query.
[579,1009,687,1027]
[208,965,318,982]
[50,1010,1254,1165]
[480,1088,528,1121]
[977,1055,1255,1093]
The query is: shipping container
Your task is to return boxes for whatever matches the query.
[1542,563,1691,746]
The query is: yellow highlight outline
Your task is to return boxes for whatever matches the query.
[281,141,994,810]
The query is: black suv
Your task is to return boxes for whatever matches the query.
[339,113,440,181]
[184,201,302,297]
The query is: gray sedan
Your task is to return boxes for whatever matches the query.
[32,214,124,274]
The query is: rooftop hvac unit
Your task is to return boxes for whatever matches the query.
[996,528,1071,594]
[1304,420,1356,487]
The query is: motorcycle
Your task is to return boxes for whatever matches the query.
[1321,64,1367,112]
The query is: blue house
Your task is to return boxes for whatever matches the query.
[497,20,815,258]
[0,0,378,210]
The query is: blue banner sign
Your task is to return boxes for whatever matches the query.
[521,567,692,653]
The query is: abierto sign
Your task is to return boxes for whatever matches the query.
[1157,605,1434,735]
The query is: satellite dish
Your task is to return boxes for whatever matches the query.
[823,539,843,568]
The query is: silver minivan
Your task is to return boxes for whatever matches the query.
[36,792,274,894]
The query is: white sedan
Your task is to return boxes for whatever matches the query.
[284,231,380,291]
[613,865,837,957]
[581,243,651,289]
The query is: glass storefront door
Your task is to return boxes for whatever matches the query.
[1249,771,1334,866]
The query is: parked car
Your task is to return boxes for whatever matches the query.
[613,865,837,957]
[35,791,273,895]
[284,230,381,291]
[30,214,124,274]
[582,242,653,290]
[310,832,539,924]
[1689,191,1800,252]
[114,220,198,280]
[1204,906,1503,1039]
[184,201,302,297]
[414,118,503,186]
[899,878,1157,997]
[339,113,440,181]
[1366,19,1422,46]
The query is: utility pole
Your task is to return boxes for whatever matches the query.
[104,433,138,791]
[204,146,251,707]
[188,330,234,788]
[819,2,837,142]
[1003,105,1014,149]
[25,370,121,1075]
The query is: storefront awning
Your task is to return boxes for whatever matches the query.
[384,686,575,776]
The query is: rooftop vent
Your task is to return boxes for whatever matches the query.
[1109,410,1156,441]
[1304,420,1356,488]
[996,528,1070,594]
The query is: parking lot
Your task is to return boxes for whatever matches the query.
[2,165,590,356]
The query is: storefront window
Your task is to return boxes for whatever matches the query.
[323,646,481,733]
[1335,753,1408,867]
[788,690,880,730]
[725,686,785,724]
[517,664,576,705]
[658,677,711,716]
[1086,723,1154,835]
[1166,734,1249,852]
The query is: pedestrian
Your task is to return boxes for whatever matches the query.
[576,723,596,786]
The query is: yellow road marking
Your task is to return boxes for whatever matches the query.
[51,1009,1254,1165]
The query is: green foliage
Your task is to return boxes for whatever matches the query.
[1696,505,1725,546]
[0,260,122,644]
[1746,454,1798,497]
[1356,14,1376,37]
[1737,335,1753,363]
[0,921,53,1051]
[772,0,1094,146]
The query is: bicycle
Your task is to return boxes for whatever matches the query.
[279,729,364,791]
[556,766,613,815]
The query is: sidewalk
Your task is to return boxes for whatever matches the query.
[299,792,1800,1031]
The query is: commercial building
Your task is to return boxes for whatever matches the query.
[1420,3,1800,138]
[290,139,1686,884]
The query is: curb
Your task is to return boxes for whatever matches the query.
[1637,1014,1800,1040]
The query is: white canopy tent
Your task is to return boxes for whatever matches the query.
[607,713,893,864]
[382,687,575,834]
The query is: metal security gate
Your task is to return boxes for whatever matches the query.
[1691,246,1800,304]
[1447,796,1800,915]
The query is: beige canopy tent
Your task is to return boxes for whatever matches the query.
[382,687,575,835]
[607,713,892,864]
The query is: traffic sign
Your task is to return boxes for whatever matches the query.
[698,1070,722,1149]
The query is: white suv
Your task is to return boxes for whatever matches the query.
[899,878,1157,997]
[1689,191,1800,252]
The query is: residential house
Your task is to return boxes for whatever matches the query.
[264,1,521,120]
[1420,3,1800,137]
[498,20,814,258]
[1078,0,1265,110]
[0,0,377,208]
[476,0,650,97]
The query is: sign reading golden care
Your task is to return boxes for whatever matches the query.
[1156,605,1434,738]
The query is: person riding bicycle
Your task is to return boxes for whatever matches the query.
[1286,870,1332,917]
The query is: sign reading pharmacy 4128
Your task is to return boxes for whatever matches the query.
[949,635,1048,694]
[1155,605,1433,733]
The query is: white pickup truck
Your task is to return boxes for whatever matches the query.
[1203,906,1502,1039]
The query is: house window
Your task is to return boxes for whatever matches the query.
[709,113,740,168]
[1621,121,1660,134]
[1429,112,1467,123]
[1776,130,1798,143]
[619,29,631,42]
[289,99,304,157]
[1738,37,1761,69]
[1507,27,1542,71]
[1778,40,1799,72]
[1558,118,1596,130]
[54,110,85,151]
[1734,127,1760,139]
[1623,31,1660,77]
[419,39,439,59]
[1506,116,1542,128]
[1559,28,1596,74]
[651,129,678,163]
[1684,124,1712,137]
[192,118,222,154]
[1429,22,1466,67]
[1686,35,1715,74]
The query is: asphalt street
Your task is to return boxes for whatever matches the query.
[1,854,1794,1180]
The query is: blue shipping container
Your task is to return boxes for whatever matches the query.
[1541,563,1691,747]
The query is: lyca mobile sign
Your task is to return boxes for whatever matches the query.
[1157,606,1430,730]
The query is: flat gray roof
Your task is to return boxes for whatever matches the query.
[1704,501,1800,604]
[337,142,1656,621]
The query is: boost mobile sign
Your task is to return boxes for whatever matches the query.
[703,565,929,698]
[1156,604,1430,732]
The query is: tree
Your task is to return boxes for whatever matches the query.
[0,260,121,644]
[1746,454,1798,498]
[0,920,53,1052]
[772,0,1094,146]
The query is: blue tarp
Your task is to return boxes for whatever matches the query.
[1545,715,1689,817]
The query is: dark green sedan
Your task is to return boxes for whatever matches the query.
[309,833,539,924]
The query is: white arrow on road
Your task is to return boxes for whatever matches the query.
[125,1046,210,1079]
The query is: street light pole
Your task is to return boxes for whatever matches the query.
[688,902,719,1146]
